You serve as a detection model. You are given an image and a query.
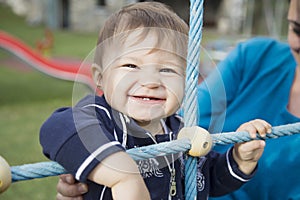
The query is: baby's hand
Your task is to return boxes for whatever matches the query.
[232,119,272,175]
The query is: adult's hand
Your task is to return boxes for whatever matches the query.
[56,174,88,200]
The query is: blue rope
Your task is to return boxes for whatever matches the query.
[11,162,66,182]
[213,122,300,145]
[8,123,300,183]
[184,0,204,199]
[11,138,191,182]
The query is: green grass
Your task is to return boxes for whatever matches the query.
[0,3,96,199]
[0,97,70,199]
[0,67,75,200]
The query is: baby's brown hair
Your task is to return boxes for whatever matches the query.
[94,2,189,68]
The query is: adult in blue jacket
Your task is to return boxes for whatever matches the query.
[201,0,300,199]
[201,26,300,200]
[55,0,300,199]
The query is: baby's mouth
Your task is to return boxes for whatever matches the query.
[130,95,165,102]
[140,97,161,101]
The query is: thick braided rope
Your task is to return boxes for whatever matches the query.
[10,138,191,182]
[213,122,300,145]
[184,0,204,199]
[9,123,300,182]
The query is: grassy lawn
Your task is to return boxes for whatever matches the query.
[0,67,74,199]
[0,3,96,199]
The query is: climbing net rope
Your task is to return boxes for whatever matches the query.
[6,123,300,182]
[184,0,204,198]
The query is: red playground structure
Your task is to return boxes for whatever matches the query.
[0,30,96,91]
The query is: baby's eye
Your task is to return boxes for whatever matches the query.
[160,68,177,73]
[122,64,138,69]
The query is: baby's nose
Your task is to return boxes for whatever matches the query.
[140,73,162,88]
[141,81,161,88]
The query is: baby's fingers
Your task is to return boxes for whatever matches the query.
[249,119,272,138]
[237,119,271,138]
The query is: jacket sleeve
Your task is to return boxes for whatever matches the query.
[39,105,125,182]
[197,40,245,133]
[208,148,257,197]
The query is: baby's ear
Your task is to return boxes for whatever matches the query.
[91,63,102,87]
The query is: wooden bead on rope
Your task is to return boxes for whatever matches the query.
[177,126,212,157]
[0,156,12,193]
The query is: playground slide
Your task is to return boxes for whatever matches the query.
[0,30,95,90]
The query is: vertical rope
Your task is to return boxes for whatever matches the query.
[184,0,204,199]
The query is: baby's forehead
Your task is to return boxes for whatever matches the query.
[103,46,186,69]
[114,28,187,56]
[96,27,187,68]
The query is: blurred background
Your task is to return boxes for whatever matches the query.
[0,0,290,199]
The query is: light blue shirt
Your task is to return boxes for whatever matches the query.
[198,37,300,199]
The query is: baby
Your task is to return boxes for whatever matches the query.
[40,2,271,199]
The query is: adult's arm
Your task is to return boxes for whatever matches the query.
[198,41,244,132]
[197,37,279,132]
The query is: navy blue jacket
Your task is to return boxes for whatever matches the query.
[40,95,255,199]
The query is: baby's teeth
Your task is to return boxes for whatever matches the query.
[143,98,150,101]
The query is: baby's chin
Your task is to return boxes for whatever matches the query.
[132,115,166,126]
[132,116,161,124]
[127,109,168,122]
[134,119,152,126]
